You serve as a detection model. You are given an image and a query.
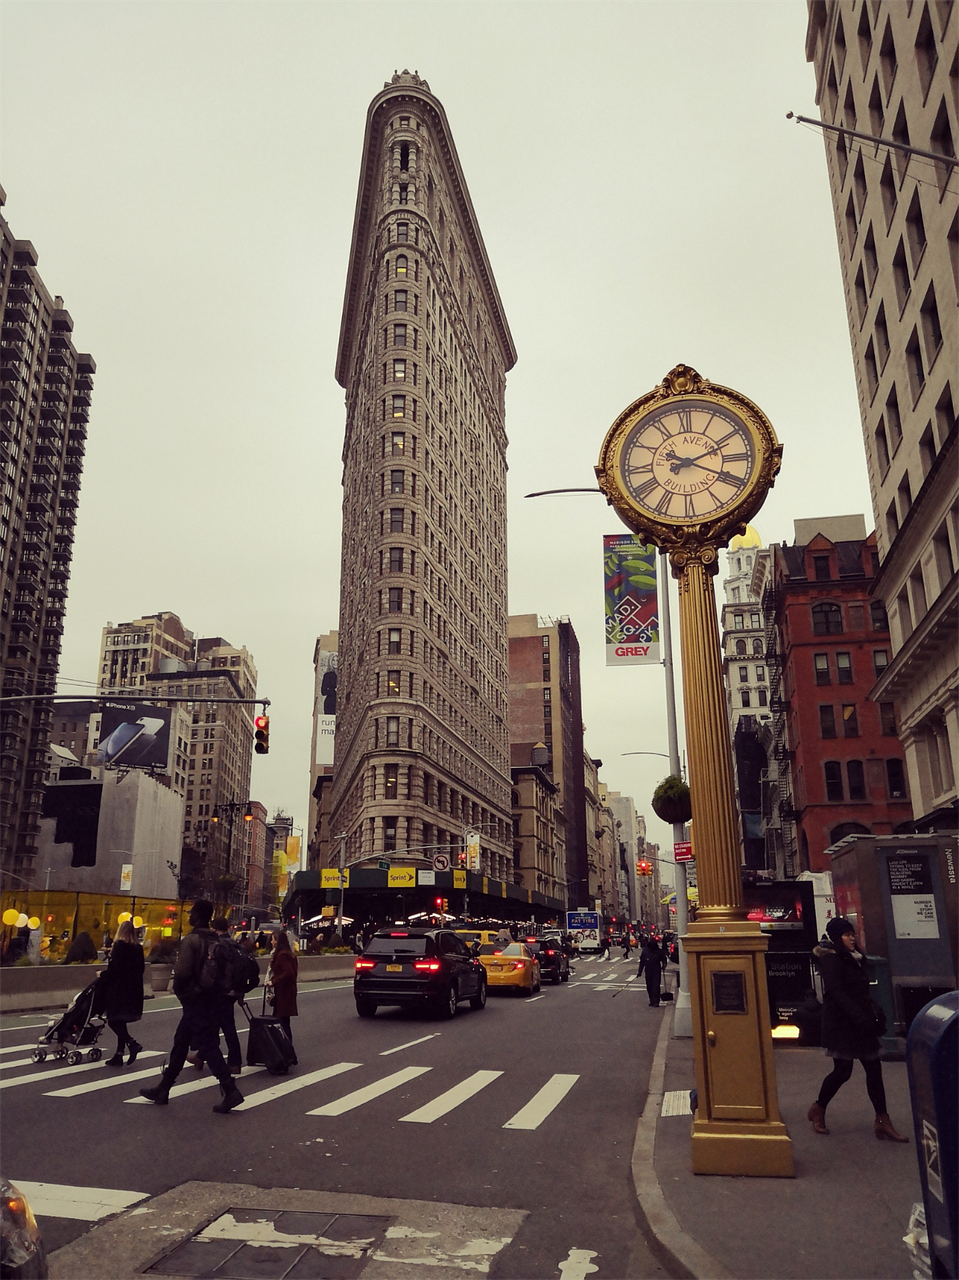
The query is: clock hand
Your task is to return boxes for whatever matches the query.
[686,458,748,488]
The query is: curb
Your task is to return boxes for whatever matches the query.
[630,1008,734,1280]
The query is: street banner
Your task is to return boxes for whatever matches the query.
[465,830,480,871]
[321,868,349,889]
[603,536,659,666]
[388,867,416,888]
[453,869,466,889]
[315,646,337,766]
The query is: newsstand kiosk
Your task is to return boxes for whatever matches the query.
[907,992,957,1280]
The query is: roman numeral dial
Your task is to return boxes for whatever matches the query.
[616,398,759,525]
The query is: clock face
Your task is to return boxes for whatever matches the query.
[616,398,758,523]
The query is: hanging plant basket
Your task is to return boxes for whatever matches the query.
[651,775,691,825]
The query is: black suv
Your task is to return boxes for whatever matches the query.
[354,928,487,1019]
[521,936,570,984]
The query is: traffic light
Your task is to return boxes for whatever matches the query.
[434,897,444,912]
[254,714,270,755]
[637,859,651,876]
[458,850,467,867]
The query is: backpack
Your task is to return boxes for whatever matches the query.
[230,943,261,996]
[198,935,234,994]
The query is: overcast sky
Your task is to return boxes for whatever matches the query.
[2,1,873,866]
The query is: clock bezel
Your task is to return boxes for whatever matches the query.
[596,365,782,552]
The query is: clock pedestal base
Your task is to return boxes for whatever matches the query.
[683,922,795,1178]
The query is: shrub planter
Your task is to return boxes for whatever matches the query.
[651,775,692,826]
[149,964,173,992]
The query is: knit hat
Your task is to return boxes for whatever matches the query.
[826,916,856,944]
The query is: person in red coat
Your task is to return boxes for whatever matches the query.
[268,930,298,1065]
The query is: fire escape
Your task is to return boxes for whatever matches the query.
[760,583,799,879]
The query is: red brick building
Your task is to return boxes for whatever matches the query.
[768,517,912,872]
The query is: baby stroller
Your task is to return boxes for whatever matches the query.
[33,975,108,1066]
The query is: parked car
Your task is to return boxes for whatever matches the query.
[1,1179,47,1279]
[522,937,570,984]
[477,943,541,995]
[353,928,486,1019]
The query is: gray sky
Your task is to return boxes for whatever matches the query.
[3,1,872,865]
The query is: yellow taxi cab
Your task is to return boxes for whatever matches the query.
[476,942,541,995]
[453,928,507,951]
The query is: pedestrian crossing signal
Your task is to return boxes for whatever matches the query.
[254,714,270,754]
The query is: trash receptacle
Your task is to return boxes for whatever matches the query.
[906,991,958,1280]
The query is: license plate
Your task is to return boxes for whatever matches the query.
[386,964,403,972]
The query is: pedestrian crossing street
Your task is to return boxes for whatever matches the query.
[570,953,665,993]
[0,1046,580,1131]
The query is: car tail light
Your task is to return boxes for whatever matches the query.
[509,961,525,971]
[355,958,375,969]
[545,949,556,956]
[413,960,442,971]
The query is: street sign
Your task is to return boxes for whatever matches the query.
[378,860,390,871]
[432,853,450,872]
[674,841,694,862]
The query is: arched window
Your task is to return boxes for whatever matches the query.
[812,602,843,635]
[752,639,763,655]
[829,821,870,844]
[396,255,408,277]
[735,639,747,655]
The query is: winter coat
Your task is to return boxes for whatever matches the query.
[102,939,145,1023]
[172,927,216,1001]
[813,941,881,1058]
[269,948,298,1018]
[637,943,666,977]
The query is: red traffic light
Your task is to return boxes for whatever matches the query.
[254,714,270,755]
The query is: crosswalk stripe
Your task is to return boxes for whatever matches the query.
[398,1070,503,1123]
[126,1065,268,1103]
[3,1056,54,1071]
[306,1065,431,1116]
[44,1060,170,1097]
[6,1180,148,1221]
[380,1033,441,1056]
[0,1043,41,1056]
[503,1074,580,1130]
[234,1063,361,1111]
[1,1054,157,1090]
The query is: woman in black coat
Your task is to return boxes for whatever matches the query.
[808,917,907,1141]
[103,919,144,1066]
[636,939,666,1007]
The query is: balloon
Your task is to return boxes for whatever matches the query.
[117,912,132,923]
[16,914,29,928]
[2,909,20,927]
[27,917,40,930]
[132,916,143,928]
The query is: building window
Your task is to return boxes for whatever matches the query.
[755,666,765,683]
[886,758,907,799]
[393,360,407,381]
[824,761,844,802]
[388,628,402,655]
[738,666,749,683]
[873,650,888,679]
[880,702,898,736]
[757,688,768,707]
[842,704,860,737]
[389,547,403,573]
[394,324,407,346]
[386,717,400,747]
[384,764,399,799]
[920,284,943,361]
[750,613,760,629]
[735,639,746,656]
[836,652,853,684]
[847,760,866,801]
[814,555,832,581]
[391,431,405,456]
[741,690,751,708]
[812,603,843,635]
[390,508,404,532]
[820,705,837,738]
[870,600,888,631]
[392,396,405,419]
[394,290,407,312]
[387,670,401,696]
[390,469,405,493]
[384,816,398,851]
[388,587,403,612]
[395,255,408,277]
[397,222,409,242]
[733,613,744,629]
[752,639,763,655]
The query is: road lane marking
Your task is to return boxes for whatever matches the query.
[43,1060,172,1096]
[398,1070,503,1123]
[126,1065,268,1102]
[526,995,546,1002]
[558,1247,600,1279]
[306,1066,431,1116]
[234,1062,361,1111]
[503,1074,580,1130]
[380,1033,441,1056]
[6,1180,147,1221]
[0,1054,156,1089]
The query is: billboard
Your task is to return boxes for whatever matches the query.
[603,536,659,666]
[96,702,172,771]
[315,648,337,766]
[566,910,601,949]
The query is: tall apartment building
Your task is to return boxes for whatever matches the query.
[761,515,911,873]
[331,72,516,879]
[0,190,95,882]
[720,529,774,870]
[96,611,194,693]
[509,615,588,907]
[805,1,958,828]
[307,631,337,870]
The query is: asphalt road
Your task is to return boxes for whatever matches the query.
[1,955,674,1279]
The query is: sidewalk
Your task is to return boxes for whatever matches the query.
[633,1007,923,1280]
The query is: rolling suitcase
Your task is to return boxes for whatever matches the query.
[240,992,295,1075]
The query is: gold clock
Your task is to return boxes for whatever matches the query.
[596,365,782,548]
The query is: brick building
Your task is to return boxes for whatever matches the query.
[763,515,912,871]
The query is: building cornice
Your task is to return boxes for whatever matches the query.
[336,76,517,389]
[870,573,959,703]
[871,427,958,600]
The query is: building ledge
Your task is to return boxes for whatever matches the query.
[871,573,959,703]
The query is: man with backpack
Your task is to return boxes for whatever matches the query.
[139,899,244,1113]
[186,916,259,1077]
